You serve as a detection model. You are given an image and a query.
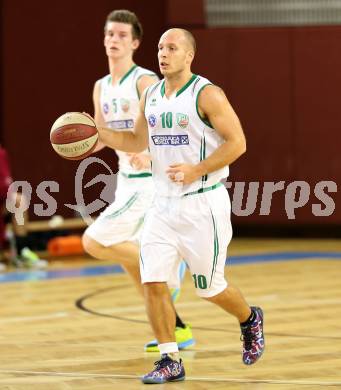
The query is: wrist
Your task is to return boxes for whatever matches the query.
[195,161,208,179]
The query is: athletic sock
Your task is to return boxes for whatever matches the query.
[15,235,30,254]
[240,308,256,327]
[175,312,186,328]
[159,342,179,360]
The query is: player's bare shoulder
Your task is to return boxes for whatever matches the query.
[198,84,229,111]
[93,78,103,100]
[137,74,159,98]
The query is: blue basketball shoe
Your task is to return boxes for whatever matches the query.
[141,354,185,384]
[240,306,265,365]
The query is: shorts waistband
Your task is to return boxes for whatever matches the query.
[183,182,223,197]
[120,172,152,179]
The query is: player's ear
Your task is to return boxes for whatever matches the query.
[186,50,194,64]
[132,39,140,51]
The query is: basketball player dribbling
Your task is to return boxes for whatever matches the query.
[82,10,194,353]
[96,27,265,384]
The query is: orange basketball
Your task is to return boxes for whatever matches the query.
[50,112,98,160]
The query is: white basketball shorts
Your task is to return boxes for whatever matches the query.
[140,184,232,297]
[85,173,155,246]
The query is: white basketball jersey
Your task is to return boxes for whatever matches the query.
[100,65,157,175]
[144,74,229,197]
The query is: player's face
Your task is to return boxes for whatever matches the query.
[158,31,193,76]
[104,22,139,60]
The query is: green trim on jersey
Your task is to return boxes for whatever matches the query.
[120,172,152,178]
[136,72,158,99]
[176,74,197,97]
[119,64,138,85]
[209,208,219,288]
[105,192,138,219]
[161,80,165,97]
[200,134,208,183]
[144,86,150,113]
[148,146,153,171]
[107,64,138,86]
[139,252,144,269]
[183,182,223,197]
[196,83,214,129]
[160,74,198,98]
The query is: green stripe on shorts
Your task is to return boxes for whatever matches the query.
[105,192,139,219]
[209,209,219,288]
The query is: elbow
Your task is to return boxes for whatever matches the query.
[134,141,148,153]
[240,139,246,155]
[236,138,246,158]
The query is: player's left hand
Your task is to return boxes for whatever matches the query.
[128,153,151,170]
[166,163,202,185]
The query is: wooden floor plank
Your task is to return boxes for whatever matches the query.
[0,239,340,389]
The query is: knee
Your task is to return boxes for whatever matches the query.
[143,282,168,298]
[82,233,101,257]
[200,287,228,303]
[203,294,220,304]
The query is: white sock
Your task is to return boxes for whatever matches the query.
[159,342,179,361]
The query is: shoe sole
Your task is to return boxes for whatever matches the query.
[178,338,195,350]
[142,375,185,384]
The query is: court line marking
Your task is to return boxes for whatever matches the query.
[0,312,68,324]
[75,287,341,340]
[1,251,341,284]
[0,369,340,386]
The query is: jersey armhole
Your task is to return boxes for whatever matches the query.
[196,83,214,129]
[143,86,150,114]
[136,73,158,99]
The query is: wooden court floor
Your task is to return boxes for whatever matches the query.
[0,238,341,389]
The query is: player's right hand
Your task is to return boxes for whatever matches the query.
[128,153,151,170]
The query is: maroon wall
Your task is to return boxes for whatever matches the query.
[1,0,339,226]
[191,27,340,225]
[1,0,166,218]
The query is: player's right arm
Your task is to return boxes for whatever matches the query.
[92,80,107,153]
[97,90,149,153]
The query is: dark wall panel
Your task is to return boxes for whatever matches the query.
[292,27,341,224]
[1,0,340,225]
[166,0,205,27]
[2,0,165,218]
[192,28,295,224]
[191,27,340,225]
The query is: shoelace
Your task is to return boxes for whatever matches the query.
[154,356,173,370]
[240,326,254,351]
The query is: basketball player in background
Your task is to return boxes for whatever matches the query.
[82,10,194,352]
[96,28,265,384]
[0,144,47,269]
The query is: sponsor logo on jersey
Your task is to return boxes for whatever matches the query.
[120,98,130,112]
[151,135,189,146]
[103,102,109,114]
[107,119,134,130]
[148,114,157,127]
[176,113,189,129]
[150,98,157,106]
